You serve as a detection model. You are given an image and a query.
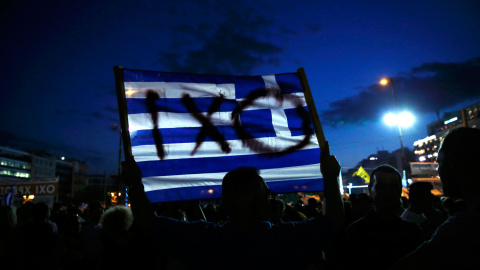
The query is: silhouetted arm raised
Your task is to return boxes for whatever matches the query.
[320,141,344,235]
[121,158,155,235]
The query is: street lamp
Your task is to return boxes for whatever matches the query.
[112,124,128,207]
[379,78,412,176]
[383,112,414,128]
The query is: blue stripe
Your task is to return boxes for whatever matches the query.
[137,148,321,177]
[130,109,276,146]
[122,69,303,99]
[131,125,276,146]
[267,177,324,194]
[145,177,324,202]
[274,73,303,94]
[285,107,314,136]
[126,97,240,114]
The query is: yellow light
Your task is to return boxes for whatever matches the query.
[118,192,121,196]
[208,189,214,194]
[125,90,136,97]
[28,195,34,200]
[111,192,115,197]
[380,78,389,86]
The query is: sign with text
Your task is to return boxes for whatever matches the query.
[0,181,59,196]
[410,162,438,176]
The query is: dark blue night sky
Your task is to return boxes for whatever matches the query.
[1,0,479,174]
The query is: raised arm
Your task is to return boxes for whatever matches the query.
[320,141,345,235]
[121,157,156,234]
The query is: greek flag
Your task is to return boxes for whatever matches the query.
[116,68,324,202]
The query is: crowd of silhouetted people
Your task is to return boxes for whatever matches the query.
[1,127,479,269]
[0,186,469,269]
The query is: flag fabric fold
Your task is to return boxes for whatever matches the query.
[352,166,370,183]
[117,68,324,202]
[0,185,15,206]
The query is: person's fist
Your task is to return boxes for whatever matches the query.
[320,142,341,179]
[121,158,142,187]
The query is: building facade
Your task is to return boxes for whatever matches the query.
[410,100,480,194]
[414,100,480,163]
[0,146,32,181]
[0,144,125,207]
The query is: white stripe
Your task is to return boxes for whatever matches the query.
[262,75,292,137]
[271,107,291,136]
[132,135,319,162]
[143,163,322,191]
[262,75,280,96]
[124,82,236,99]
[128,111,233,131]
[127,93,306,132]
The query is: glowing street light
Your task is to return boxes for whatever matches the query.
[383,112,415,127]
[379,77,411,178]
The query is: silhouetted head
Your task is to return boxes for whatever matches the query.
[34,202,51,222]
[66,214,82,235]
[100,206,134,244]
[222,167,271,228]
[408,181,434,208]
[86,200,104,224]
[369,164,402,213]
[437,127,480,201]
[0,205,16,231]
[307,198,318,207]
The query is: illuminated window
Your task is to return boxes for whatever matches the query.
[0,169,30,178]
[414,150,425,155]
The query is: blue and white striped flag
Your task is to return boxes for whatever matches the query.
[117,68,324,202]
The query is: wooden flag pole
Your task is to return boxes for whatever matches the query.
[113,66,133,160]
[297,68,326,149]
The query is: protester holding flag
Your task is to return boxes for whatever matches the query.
[122,141,344,269]
[115,67,328,204]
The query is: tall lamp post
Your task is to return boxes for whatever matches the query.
[112,124,128,206]
[380,78,413,180]
[112,124,126,205]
